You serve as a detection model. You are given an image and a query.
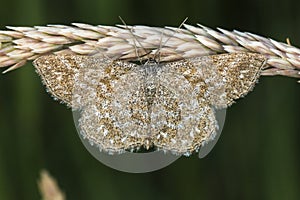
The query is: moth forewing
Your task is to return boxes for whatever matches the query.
[33,54,117,108]
[183,52,266,108]
[33,54,85,107]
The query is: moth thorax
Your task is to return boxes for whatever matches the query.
[140,61,161,107]
[143,60,161,76]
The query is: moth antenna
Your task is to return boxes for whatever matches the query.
[153,17,188,63]
[119,16,148,64]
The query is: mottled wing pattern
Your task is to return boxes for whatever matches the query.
[75,61,152,153]
[185,52,266,108]
[161,52,266,154]
[33,52,266,156]
[150,80,217,155]
[34,55,148,153]
[34,54,82,106]
[159,59,218,155]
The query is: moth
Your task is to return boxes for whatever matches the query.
[33,52,266,156]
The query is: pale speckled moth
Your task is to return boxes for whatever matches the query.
[33,52,266,156]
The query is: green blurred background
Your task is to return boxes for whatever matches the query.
[0,0,300,199]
